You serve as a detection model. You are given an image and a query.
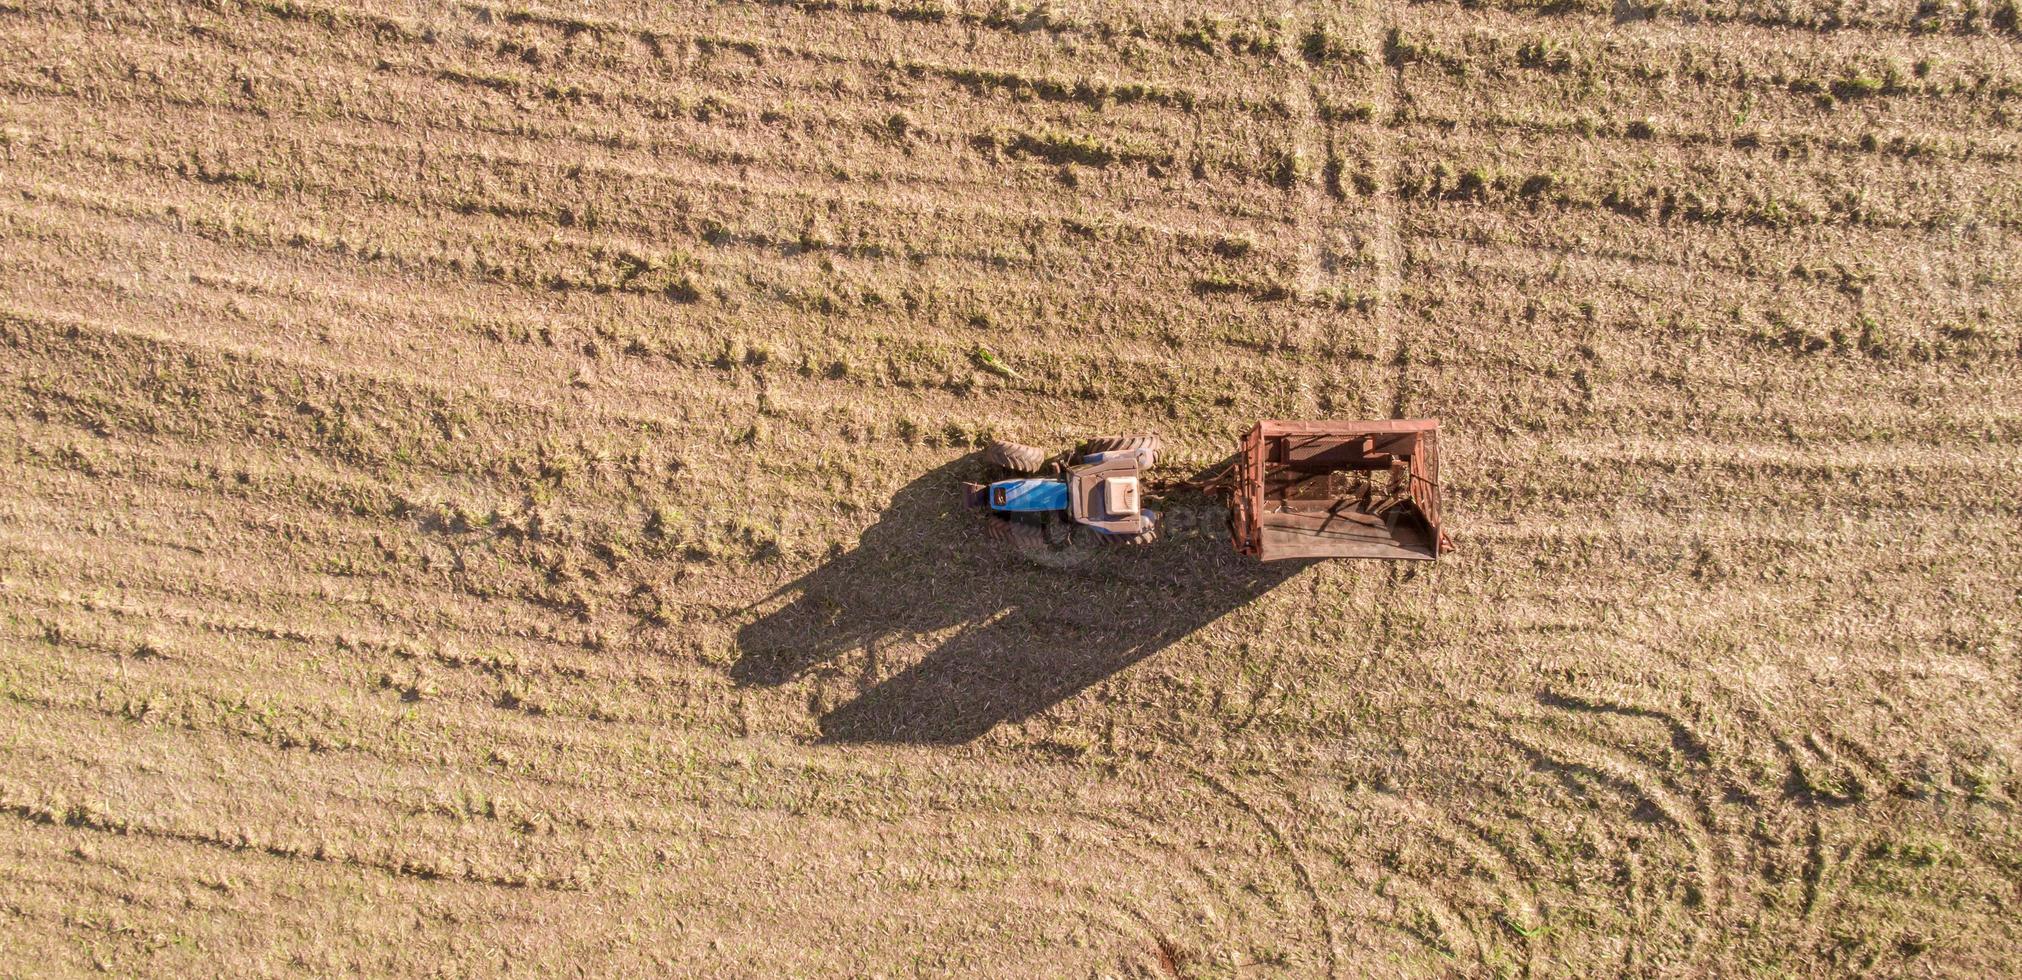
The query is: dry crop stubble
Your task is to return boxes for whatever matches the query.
[0,0,2017,974]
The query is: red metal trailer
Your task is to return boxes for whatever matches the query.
[1228,419,1445,561]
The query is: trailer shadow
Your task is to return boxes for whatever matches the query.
[733,456,1309,744]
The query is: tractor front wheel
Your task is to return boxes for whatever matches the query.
[984,440,1049,474]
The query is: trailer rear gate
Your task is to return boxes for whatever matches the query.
[1230,420,1444,562]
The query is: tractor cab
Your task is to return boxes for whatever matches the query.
[1063,450,1148,535]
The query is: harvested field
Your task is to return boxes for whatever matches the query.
[1,0,2019,974]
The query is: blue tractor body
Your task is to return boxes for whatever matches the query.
[988,478,1070,513]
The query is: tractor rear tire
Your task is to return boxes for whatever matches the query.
[984,440,1049,474]
[1078,434,1160,467]
[983,516,1050,551]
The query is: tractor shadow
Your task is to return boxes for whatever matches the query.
[733,456,1310,744]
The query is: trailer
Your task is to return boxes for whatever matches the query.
[1227,419,1445,562]
[970,420,1447,562]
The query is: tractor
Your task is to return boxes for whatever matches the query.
[968,420,1449,561]
[963,435,1163,549]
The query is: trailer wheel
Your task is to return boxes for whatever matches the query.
[1101,510,1159,547]
[983,515,1050,551]
[984,440,1049,474]
[1079,434,1161,466]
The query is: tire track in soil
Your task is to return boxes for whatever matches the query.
[1365,10,1408,420]
[1189,766,1343,978]
[0,184,1294,426]
[1282,2,1406,420]
[0,77,1278,262]
[1432,671,1729,962]
[1011,804,1326,969]
[962,801,1282,972]
[989,889,1153,964]
[0,796,587,892]
[1071,811,1241,926]
[1501,711,1725,960]
[1048,787,1340,971]
[1307,818,1489,969]
[1364,794,1547,973]
[1373,867,1480,966]
[1686,679,1963,941]
[1703,673,1897,807]
[1046,831,1223,957]
[1281,7,1330,417]
[1089,758,1497,972]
